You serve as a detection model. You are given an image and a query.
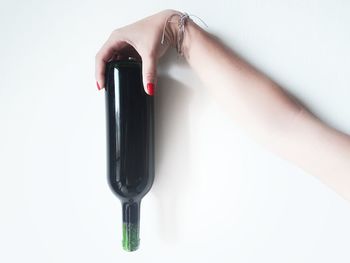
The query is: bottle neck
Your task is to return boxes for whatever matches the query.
[122,200,140,251]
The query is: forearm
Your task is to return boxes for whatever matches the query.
[181,19,350,200]
[182,20,304,144]
[283,110,350,200]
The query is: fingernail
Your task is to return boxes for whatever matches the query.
[147,83,154,96]
[96,81,102,90]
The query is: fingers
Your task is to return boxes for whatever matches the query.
[95,36,128,90]
[95,31,158,96]
[95,41,114,90]
[141,54,157,96]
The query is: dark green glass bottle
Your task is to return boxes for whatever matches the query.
[105,59,155,251]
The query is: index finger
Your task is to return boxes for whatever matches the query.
[95,37,128,90]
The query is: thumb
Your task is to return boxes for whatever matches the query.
[141,55,157,96]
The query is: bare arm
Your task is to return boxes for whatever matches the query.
[95,10,350,201]
[182,19,350,200]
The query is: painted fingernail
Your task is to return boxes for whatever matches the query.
[147,83,154,96]
[96,81,102,90]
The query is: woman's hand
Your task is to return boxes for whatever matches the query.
[95,9,181,95]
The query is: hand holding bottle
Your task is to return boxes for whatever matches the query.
[97,9,350,209]
[95,9,181,95]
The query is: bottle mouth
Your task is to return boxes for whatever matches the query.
[122,201,140,252]
[122,222,140,251]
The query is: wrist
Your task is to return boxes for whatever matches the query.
[163,11,202,60]
[160,10,182,48]
[181,19,201,60]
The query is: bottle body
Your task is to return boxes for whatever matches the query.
[105,60,155,251]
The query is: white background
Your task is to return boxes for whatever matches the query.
[1,0,350,262]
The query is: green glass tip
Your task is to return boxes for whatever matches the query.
[122,222,140,252]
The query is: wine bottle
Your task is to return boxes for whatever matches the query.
[105,59,155,251]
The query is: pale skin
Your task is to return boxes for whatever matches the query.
[95,9,350,201]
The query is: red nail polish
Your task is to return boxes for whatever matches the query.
[96,81,101,90]
[147,83,154,96]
